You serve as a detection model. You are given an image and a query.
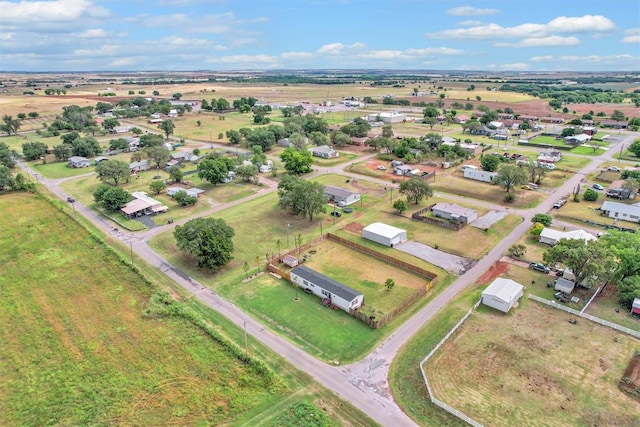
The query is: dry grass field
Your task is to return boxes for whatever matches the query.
[424,300,640,427]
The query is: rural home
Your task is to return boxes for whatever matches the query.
[290,266,364,313]
[469,125,494,136]
[538,228,597,246]
[277,138,294,148]
[311,145,339,159]
[121,191,168,218]
[323,186,361,206]
[430,202,478,224]
[488,121,504,129]
[540,117,564,124]
[362,222,407,247]
[454,115,469,124]
[632,298,640,315]
[607,180,636,200]
[129,160,151,172]
[582,126,598,136]
[94,156,109,165]
[463,168,497,183]
[166,187,204,198]
[394,164,421,177]
[441,141,482,156]
[554,277,576,294]
[148,118,163,124]
[537,150,562,163]
[600,201,640,223]
[110,125,132,134]
[601,120,628,129]
[481,278,524,313]
[125,136,140,151]
[565,134,591,145]
[68,156,92,168]
[366,111,406,123]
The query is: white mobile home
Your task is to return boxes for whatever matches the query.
[323,186,361,206]
[290,266,364,313]
[463,168,497,183]
[539,228,597,246]
[362,222,407,247]
[481,278,524,313]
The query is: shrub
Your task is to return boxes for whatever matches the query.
[583,188,599,201]
[504,193,516,203]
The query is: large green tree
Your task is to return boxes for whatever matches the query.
[1,115,21,136]
[158,119,175,139]
[0,165,13,191]
[197,157,235,185]
[52,144,73,161]
[144,146,171,169]
[280,147,313,175]
[22,142,48,161]
[399,177,433,204]
[93,184,131,211]
[600,231,640,282]
[495,164,527,192]
[277,175,326,221]
[95,160,130,186]
[481,155,501,172]
[174,217,235,271]
[0,142,16,168]
[543,239,615,286]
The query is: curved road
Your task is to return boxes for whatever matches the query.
[20,131,635,426]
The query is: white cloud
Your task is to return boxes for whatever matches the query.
[447,6,500,16]
[458,20,483,27]
[622,28,640,44]
[0,32,14,40]
[281,51,313,59]
[547,15,616,33]
[74,44,121,57]
[77,29,108,39]
[405,47,464,56]
[530,54,639,65]
[498,63,529,71]
[0,0,108,23]
[317,42,365,55]
[495,36,580,48]
[358,50,403,60]
[207,54,277,64]
[159,36,212,47]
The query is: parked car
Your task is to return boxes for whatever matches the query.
[607,166,621,172]
[554,292,570,303]
[330,211,342,217]
[529,262,550,274]
[592,183,604,191]
[342,207,353,213]
[377,165,387,171]
[553,199,567,209]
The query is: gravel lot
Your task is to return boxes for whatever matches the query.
[471,210,508,230]
[395,241,475,275]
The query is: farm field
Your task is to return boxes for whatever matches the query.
[0,193,282,426]
[423,300,640,427]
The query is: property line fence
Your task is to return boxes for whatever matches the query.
[411,204,465,231]
[528,294,640,339]
[419,298,484,427]
[266,232,438,329]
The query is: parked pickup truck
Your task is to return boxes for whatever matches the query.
[553,198,567,209]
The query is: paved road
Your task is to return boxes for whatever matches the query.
[19,131,636,426]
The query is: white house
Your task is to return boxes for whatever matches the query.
[290,266,364,313]
[129,159,151,172]
[68,156,92,168]
[323,186,361,206]
[362,222,407,247]
[554,277,576,294]
[600,201,640,223]
[166,187,205,198]
[366,111,406,123]
[430,203,478,224]
[463,168,497,183]
[121,191,168,218]
[538,228,597,246]
[481,278,524,313]
[565,134,591,145]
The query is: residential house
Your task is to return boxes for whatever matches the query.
[362,222,407,247]
[492,129,510,140]
[394,164,420,176]
[554,277,576,294]
[582,126,598,136]
[366,111,406,123]
[469,125,494,136]
[539,228,597,246]
[540,117,564,124]
[565,134,591,145]
[129,159,151,172]
[606,180,636,200]
[601,120,628,129]
[121,191,168,218]
[290,265,364,313]
[310,145,339,159]
[600,201,640,223]
[166,187,205,198]
[481,278,524,313]
[125,136,140,151]
[463,168,497,183]
[441,141,482,156]
[94,157,109,165]
[323,186,361,206]
[537,150,562,164]
[148,118,163,124]
[110,125,132,134]
[488,121,504,129]
[431,203,478,224]
[454,115,469,124]
[68,156,92,168]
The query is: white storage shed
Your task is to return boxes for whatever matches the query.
[362,222,407,247]
[481,278,524,313]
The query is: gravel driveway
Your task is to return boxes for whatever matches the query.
[395,241,476,275]
[471,210,508,230]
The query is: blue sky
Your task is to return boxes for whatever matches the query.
[0,0,638,72]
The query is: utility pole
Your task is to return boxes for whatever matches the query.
[129,241,134,265]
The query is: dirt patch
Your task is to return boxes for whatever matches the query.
[342,221,365,235]
[477,261,510,284]
[394,241,475,275]
[619,352,640,401]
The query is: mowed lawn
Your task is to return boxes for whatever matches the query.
[0,193,282,426]
[424,300,640,427]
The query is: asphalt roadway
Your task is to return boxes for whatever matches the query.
[19,131,636,426]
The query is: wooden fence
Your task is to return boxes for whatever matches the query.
[411,204,464,231]
[267,232,438,329]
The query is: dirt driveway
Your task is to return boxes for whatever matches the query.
[395,241,475,275]
[471,210,508,230]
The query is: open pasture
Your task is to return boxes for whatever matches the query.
[424,300,640,427]
[0,193,283,426]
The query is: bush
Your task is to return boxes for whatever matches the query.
[583,188,599,201]
[504,193,516,203]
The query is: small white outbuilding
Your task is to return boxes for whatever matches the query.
[481,278,524,313]
[362,222,407,247]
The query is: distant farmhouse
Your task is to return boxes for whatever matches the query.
[310,145,339,159]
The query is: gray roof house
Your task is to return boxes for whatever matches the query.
[431,202,478,224]
[129,159,151,172]
[68,156,92,168]
[323,186,361,206]
[310,145,339,159]
[290,266,364,313]
[600,201,640,223]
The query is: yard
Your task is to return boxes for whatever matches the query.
[0,193,283,426]
[423,300,640,426]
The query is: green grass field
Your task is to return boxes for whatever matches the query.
[0,193,281,425]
